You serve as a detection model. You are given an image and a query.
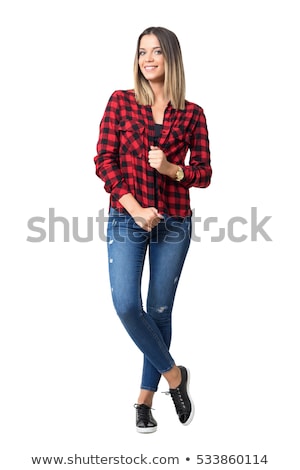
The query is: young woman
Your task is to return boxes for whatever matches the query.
[94,26,212,433]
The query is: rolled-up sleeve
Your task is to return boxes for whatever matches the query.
[94,92,130,201]
[180,108,212,189]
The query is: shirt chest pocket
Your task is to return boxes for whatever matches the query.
[118,120,145,158]
[163,126,192,163]
[169,126,192,146]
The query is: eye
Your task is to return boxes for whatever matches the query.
[138,51,145,56]
[154,49,162,55]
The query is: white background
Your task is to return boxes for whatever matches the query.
[0,0,299,468]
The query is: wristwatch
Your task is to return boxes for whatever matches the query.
[175,166,184,182]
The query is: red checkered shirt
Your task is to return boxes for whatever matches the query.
[94,90,212,217]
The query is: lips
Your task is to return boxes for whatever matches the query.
[144,66,157,70]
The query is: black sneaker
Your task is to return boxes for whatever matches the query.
[135,404,157,433]
[169,366,194,425]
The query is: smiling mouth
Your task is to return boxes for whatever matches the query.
[144,66,157,70]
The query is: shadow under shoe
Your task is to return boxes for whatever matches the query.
[135,404,157,433]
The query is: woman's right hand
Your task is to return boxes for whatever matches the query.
[132,207,164,232]
[119,194,164,231]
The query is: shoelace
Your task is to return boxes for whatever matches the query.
[134,404,154,421]
[162,389,187,414]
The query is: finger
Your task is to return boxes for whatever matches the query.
[151,208,163,218]
[151,208,159,216]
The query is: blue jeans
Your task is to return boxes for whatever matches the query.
[107,208,191,391]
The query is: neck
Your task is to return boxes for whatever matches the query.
[149,82,168,104]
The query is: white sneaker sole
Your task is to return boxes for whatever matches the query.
[182,367,195,426]
[136,425,157,433]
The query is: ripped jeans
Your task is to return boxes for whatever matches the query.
[107,208,191,391]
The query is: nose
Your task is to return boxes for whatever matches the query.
[145,52,154,62]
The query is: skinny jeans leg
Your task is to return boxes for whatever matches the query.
[107,209,191,391]
[142,216,191,390]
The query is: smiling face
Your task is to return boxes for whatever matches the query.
[138,34,165,84]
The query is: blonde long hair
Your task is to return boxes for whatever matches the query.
[133,26,186,110]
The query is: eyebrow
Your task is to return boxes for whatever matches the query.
[139,46,161,51]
